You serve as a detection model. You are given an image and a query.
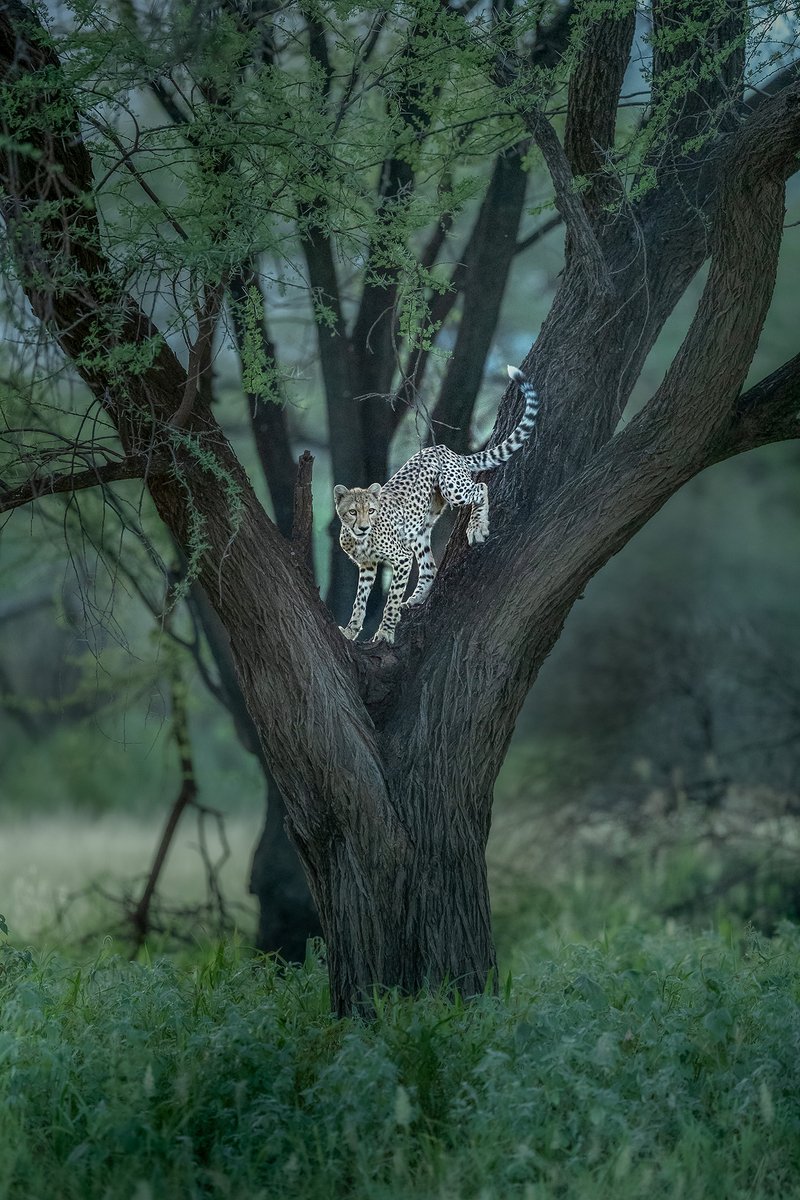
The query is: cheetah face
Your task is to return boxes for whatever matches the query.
[334,483,382,540]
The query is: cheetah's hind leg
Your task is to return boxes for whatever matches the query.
[439,471,490,546]
[466,482,489,545]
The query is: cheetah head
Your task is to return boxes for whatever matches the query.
[333,483,382,540]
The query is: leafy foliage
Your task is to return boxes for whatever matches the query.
[2,927,800,1198]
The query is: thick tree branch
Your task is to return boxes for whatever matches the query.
[524,108,612,294]
[291,450,315,579]
[389,74,800,779]
[711,354,800,463]
[0,455,160,516]
[564,7,635,219]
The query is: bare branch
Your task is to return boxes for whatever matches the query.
[0,454,160,517]
[85,114,190,243]
[332,8,388,134]
[711,354,800,463]
[515,212,562,255]
[291,450,315,580]
[523,108,612,295]
[131,655,198,948]
[170,281,225,429]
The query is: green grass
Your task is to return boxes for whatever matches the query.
[0,813,259,945]
[2,925,800,1200]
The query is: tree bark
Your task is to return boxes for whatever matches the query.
[186,577,321,958]
[1,1,799,1016]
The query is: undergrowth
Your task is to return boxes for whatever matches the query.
[2,925,800,1199]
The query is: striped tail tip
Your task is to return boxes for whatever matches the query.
[506,365,525,384]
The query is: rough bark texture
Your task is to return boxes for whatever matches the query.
[186,580,322,958]
[1,1,799,1013]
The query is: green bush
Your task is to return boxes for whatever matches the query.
[2,926,800,1199]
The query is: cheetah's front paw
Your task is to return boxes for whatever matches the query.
[467,523,489,545]
[339,625,360,641]
[370,627,395,645]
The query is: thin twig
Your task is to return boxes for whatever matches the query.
[170,281,225,428]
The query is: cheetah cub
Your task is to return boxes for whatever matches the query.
[334,366,539,645]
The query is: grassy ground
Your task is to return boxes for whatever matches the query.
[2,924,800,1200]
[6,797,799,1199]
[0,812,260,946]
[5,788,800,962]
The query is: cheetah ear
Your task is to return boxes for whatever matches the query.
[333,485,348,501]
[368,483,382,498]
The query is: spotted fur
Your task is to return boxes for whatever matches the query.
[335,365,539,644]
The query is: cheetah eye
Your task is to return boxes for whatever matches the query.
[348,508,357,515]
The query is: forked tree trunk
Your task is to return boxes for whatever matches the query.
[304,772,496,1013]
[2,1,799,1015]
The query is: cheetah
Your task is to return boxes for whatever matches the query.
[334,366,540,644]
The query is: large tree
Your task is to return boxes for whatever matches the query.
[0,0,799,1012]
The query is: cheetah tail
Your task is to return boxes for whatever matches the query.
[461,365,540,473]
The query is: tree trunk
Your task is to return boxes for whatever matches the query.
[298,768,496,1015]
[2,1,799,1017]
[249,774,322,961]
[186,581,321,955]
